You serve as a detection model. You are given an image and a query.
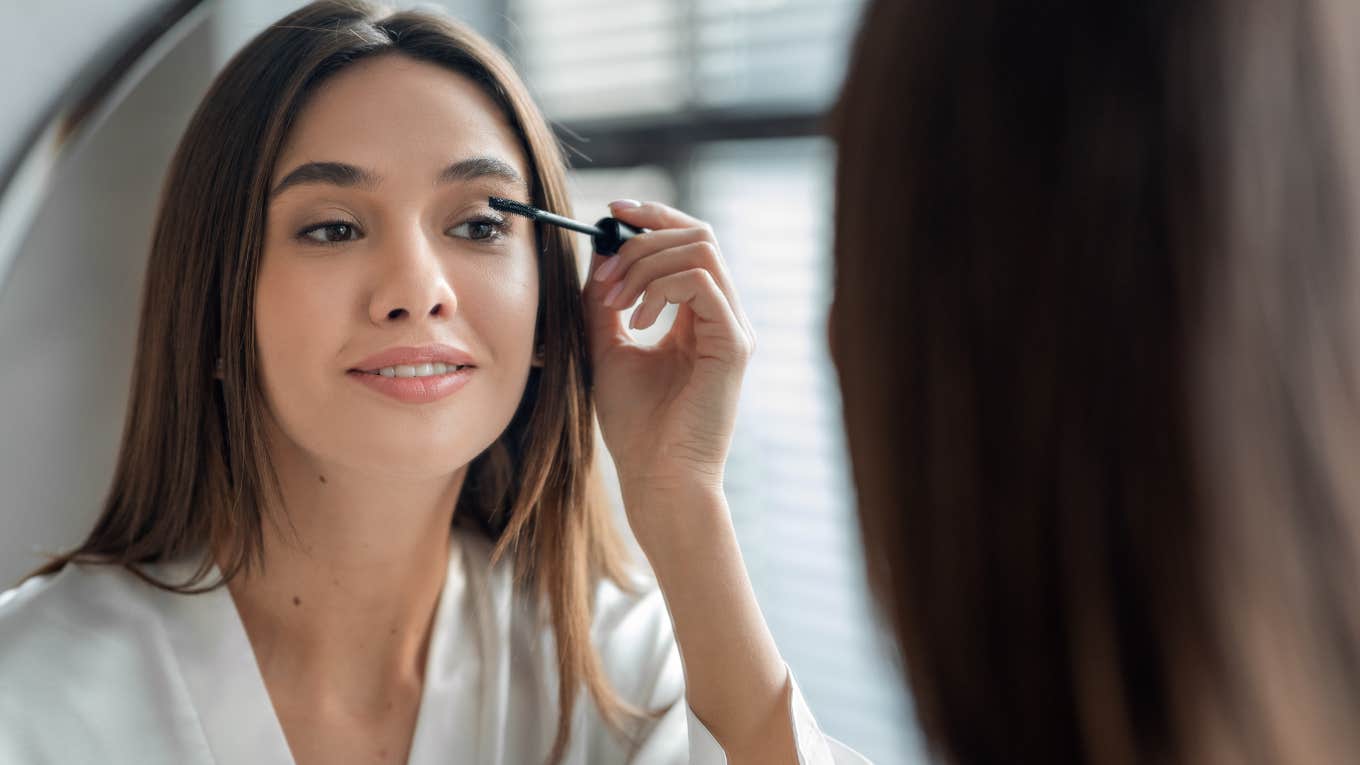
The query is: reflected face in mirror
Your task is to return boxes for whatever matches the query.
[256,53,539,481]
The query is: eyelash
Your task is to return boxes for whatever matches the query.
[295,214,511,247]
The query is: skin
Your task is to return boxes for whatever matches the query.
[231,52,796,764]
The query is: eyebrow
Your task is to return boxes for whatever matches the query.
[268,156,527,199]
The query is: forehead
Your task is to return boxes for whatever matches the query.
[273,53,529,189]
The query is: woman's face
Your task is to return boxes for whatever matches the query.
[256,53,539,480]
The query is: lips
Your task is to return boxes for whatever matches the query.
[348,365,474,404]
[349,343,477,373]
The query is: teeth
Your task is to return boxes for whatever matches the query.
[370,364,467,378]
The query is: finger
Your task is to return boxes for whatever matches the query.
[604,240,724,310]
[582,252,630,363]
[592,226,714,285]
[607,199,710,232]
[628,269,751,360]
[602,241,755,347]
[603,202,756,342]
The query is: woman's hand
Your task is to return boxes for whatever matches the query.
[581,200,756,545]
[581,202,798,761]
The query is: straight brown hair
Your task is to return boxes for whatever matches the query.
[25,2,659,761]
[829,0,1360,763]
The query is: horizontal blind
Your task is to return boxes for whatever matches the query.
[507,0,862,121]
[687,138,921,764]
[517,1,923,759]
[507,0,688,120]
[694,0,861,111]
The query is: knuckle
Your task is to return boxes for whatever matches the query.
[732,336,754,362]
[686,266,716,286]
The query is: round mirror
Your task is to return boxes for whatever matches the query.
[0,1,212,586]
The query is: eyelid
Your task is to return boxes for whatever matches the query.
[297,219,362,246]
[467,209,508,227]
[293,209,514,246]
[447,209,515,241]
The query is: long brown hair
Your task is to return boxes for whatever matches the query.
[829,0,1360,763]
[26,1,655,761]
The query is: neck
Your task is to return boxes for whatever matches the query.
[218,429,467,713]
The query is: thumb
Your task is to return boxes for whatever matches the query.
[581,252,629,364]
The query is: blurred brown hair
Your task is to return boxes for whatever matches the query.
[828,0,1360,762]
[23,2,656,762]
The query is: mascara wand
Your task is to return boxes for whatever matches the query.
[489,196,644,256]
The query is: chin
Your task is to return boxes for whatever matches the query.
[345,433,489,476]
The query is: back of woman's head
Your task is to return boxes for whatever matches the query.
[829,0,1360,762]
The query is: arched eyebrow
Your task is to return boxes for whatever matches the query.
[435,156,525,191]
[269,156,527,199]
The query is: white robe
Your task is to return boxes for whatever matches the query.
[0,524,870,764]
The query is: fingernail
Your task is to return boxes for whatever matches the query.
[609,199,641,209]
[604,281,625,307]
[593,257,620,282]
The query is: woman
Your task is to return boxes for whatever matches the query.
[0,2,867,763]
[829,0,1360,763]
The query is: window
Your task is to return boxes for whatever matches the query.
[506,0,924,760]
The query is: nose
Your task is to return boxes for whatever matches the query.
[368,227,458,325]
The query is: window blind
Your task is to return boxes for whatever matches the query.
[687,138,919,763]
[507,0,863,121]
[566,140,923,763]
[508,0,925,759]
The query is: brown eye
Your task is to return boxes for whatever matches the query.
[299,221,361,245]
[449,216,508,243]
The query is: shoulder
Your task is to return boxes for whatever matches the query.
[0,560,167,669]
[0,562,187,759]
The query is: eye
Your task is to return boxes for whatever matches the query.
[448,215,510,243]
[298,221,362,245]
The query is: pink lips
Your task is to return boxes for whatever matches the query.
[349,343,476,372]
[347,343,478,404]
[347,366,474,404]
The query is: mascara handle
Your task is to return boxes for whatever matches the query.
[592,217,645,256]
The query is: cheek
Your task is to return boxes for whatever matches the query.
[254,259,349,386]
[460,259,540,362]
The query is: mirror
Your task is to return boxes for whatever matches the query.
[0,1,213,586]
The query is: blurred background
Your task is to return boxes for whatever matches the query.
[0,1,919,761]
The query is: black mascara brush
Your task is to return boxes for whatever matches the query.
[489,196,645,256]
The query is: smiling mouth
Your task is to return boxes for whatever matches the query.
[351,363,474,378]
